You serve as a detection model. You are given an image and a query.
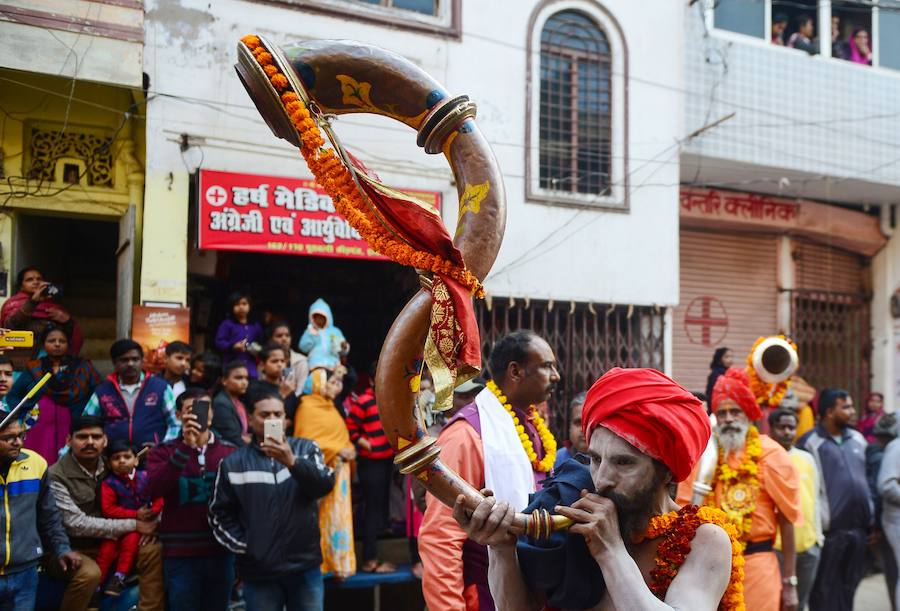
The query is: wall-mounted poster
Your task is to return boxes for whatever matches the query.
[132,305,191,373]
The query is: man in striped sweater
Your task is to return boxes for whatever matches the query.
[345,362,395,573]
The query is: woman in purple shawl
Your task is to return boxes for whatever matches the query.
[848,27,873,65]
[7,324,101,464]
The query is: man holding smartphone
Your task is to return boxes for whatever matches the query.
[146,388,237,611]
[209,390,335,611]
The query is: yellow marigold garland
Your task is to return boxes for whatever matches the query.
[706,425,762,541]
[240,34,484,298]
[485,380,557,472]
[745,335,797,408]
[641,504,745,611]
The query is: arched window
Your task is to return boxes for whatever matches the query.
[527,1,627,208]
[539,11,612,195]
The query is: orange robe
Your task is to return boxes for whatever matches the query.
[678,434,800,611]
[418,422,486,611]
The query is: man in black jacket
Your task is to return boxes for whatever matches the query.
[209,389,334,611]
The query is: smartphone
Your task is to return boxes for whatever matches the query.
[264,418,284,443]
[192,399,211,433]
[0,331,34,348]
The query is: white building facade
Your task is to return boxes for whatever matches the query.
[676,0,900,411]
[142,0,685,407]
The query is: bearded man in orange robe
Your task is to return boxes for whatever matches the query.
[677,367,801,611]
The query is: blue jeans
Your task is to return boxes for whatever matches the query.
[243,568,323,611]
[163,554,235,611]
[0,566,37,611]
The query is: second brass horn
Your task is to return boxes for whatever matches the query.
[750,336,799,384]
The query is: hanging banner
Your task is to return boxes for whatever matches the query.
[197,169,442,260]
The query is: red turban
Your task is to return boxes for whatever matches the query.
[581,368,710,481]
[711,367,762,421]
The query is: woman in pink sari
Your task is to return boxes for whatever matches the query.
[6,324,101,464]
[0,267,82,367]
[848,27,873,65]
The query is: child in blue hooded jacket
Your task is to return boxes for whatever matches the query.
[298,298,348,394]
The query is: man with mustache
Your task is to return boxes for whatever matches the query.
[454,368,740,610]
[48,416,164,610]
[419,330,560,611]
[677,367,801,611]
[83,339,180,448]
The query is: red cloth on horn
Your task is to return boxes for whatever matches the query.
[347,151,481,376]
[581,368,710,482]
[711,367,762,421]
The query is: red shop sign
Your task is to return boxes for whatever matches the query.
[197,169,442,260]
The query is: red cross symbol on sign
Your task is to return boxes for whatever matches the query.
[684,296,728,347]
[205,185,228,207]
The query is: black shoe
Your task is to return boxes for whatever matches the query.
[87,591,102,611]
[104,575,127,597]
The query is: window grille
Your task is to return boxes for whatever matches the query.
[539,10,612,196]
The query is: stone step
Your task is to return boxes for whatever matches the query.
[92,359,113,378]
[82,338,113,361]
[77,316,117,339]
[371,536,413,566]
[64,297,117,318]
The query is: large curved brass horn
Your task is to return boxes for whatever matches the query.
[694,336,800,499]
[235,37,570,538]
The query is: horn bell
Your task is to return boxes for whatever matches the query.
[751,336,799,384]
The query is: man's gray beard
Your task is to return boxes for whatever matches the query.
[716,421,750,456]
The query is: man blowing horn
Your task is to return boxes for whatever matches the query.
[455,368,745,610]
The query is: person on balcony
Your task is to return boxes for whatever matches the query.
[788,14,819,55]
[847,27,873,65]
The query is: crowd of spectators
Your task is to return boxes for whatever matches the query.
[771,13,874,66]
[1,265,898,610]
[0,268,419,610]
[697,347,899,610]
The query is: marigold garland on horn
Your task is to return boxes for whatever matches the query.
[240,35,484,298]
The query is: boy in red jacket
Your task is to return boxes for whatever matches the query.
[96,439,164,596]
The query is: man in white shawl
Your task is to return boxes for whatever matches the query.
[418,330,560,611]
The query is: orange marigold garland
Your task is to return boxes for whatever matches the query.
[240,34,484,298]
[707,425,762,541]
[641,504,745,611]
[745,335,797,408]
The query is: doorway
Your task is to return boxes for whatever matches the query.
[188,251,420,382]
[13,212,119,372]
